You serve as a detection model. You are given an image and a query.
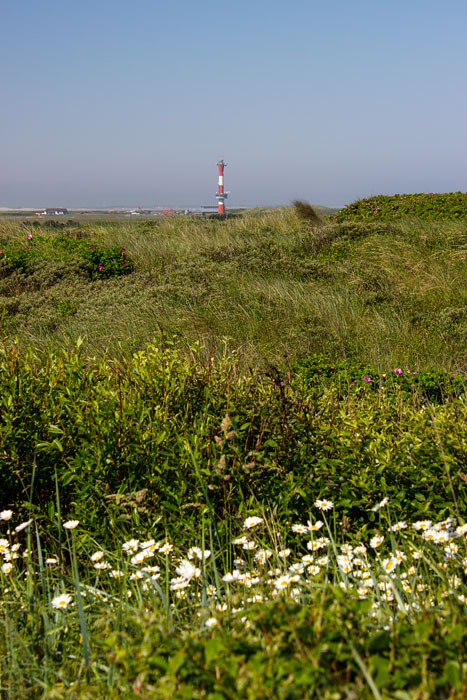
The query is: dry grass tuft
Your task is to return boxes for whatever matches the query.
[292,200,323,226]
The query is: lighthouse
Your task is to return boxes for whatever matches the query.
[216,160,228,214]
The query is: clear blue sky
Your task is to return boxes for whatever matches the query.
[1,0,466,208]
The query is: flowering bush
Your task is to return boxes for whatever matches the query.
[82,243,133,279]
[292,353,467,403]
[0,233,133,280]
[0,247,36,273]
[332,192,467,222]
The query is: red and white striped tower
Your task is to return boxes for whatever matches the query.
[216,159,228,214]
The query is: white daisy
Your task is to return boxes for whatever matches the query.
[307,520,324,531]
[63,520,79,530]
[413,520,432,531]
[222,570,242,582]
[382,557,398,574]
[14,519,33,533]
[274,574,292,589]
[243,516,263,529]
[307,565,321,576]
[109,569,124,578]
[122,539,140,553]
[314,499,333,511]
[159,543,173,554]
[90,551,105,562]
[94,561,111,570]
[371,497,389,512]
[187,547,211,560]
[254,549,273,563]
[232,536,248,545]
[175,560,201,580]
[51,593,72,610]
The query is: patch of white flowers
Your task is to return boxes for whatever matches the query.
[1,507,467,628]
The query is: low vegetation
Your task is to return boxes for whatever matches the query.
[1,200,467,697]
[333,192,467,223]
[1,206,467,371]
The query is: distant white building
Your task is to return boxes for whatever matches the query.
[39,208,69,216]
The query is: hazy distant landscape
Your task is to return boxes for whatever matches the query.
[0,204,342,219]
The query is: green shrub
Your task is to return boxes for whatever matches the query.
[292,353,467,403]
[333,192,467,222]
[82,243,133,279]
[0,233,133,281]
[1,339,467,551]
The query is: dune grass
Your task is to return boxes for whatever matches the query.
[1,209,467,370]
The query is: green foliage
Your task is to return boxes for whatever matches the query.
[82,242,132,279]
[89,597,467,699]
[292,353,467,403]
[0,247,34,273]
[0,340,467,696]
[333,192,467,222]
[2,210,467,697]
[1,339,467,549]
[54,298,75,316]
[0,230,133,282]
[1,211,467,371]
[4,575,467,698]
